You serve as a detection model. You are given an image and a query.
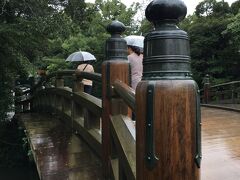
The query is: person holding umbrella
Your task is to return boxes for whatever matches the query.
[66,51,96,94]
[125,35,144,120]
[77,62,94,94]
[124,35,144,90]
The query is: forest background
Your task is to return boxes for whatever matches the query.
[1,0,240,120]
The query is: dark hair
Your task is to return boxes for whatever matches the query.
[128,45,141,56]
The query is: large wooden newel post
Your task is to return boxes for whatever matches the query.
[136,1,201,179]
[102,20,130,177]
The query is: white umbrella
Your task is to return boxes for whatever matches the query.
[124,35,144,49]
[66,51,96,62]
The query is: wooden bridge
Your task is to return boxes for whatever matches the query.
[15,105,240,180]
[14,1,240,179]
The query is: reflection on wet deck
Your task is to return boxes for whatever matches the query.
[19,114,103,180]
[201,107,240,180]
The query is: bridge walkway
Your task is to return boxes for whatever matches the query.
[16,107,240,180]
[201,107,240,180]
[17,113,103,180]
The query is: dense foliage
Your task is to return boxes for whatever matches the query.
[0,0,140,120]
[180,0,240,85]
[0,0,240,120]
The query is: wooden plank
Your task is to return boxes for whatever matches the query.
[110,115,136,180]
[52,103,102,157]
[123,118,135,140]
[73,92,102,116]
[17,113,103,180]
[110,158,119,180]
[72,118,102,157]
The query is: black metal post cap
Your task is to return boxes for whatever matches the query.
[106,20,126,35]
[145,0,187,24]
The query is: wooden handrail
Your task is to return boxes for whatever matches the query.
[200,79,240,104]
[47,69,75,78]
[35,87,102,115]
[16,70,101,97]
[209,81,240,89]
[110,115,136,180]
[113,80,135,111]
[75,71,102,82]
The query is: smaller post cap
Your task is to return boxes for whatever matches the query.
[106,20,126,35]
[145,0,187,24]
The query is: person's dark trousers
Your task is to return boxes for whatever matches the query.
[84,85,92,94]
[132,112,136,120]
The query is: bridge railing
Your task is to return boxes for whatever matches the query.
[15,0,201,179]
[201,76,240,105]
[16,68,137,180]
[32,69,103,156]
[110,80,136,179]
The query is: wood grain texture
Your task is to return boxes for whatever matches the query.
[136,80,199,180]
[113,80,136,111]
[18,113,103,180]
[110,115,136,180]
[101,60,130,177]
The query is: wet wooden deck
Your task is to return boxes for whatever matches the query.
[17,113,103,180]
[17,106,240,180]
[201,107,240,180]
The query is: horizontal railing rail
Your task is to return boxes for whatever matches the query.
[209,81,240,89]
[110,115,136,180]
[75,71,102,82]
[200,80,240,105]
[16,70,101,96]
[113,80,135,111]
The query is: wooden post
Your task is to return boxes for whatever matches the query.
[102,20,130,178]
[55,75,64,88]
[72,73,84,130]
[203,74,210,104]
[55,74,64,113]
[72,74,84,93]
[22,101,29,112]
[136,1,201,179]
[231,83,235,104]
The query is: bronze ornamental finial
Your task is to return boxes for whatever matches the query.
[105,20,127,60]
[145,0,187,24]
[143,0,191,80]
[106,20,126,35]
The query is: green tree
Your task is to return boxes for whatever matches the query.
[0,0,72,120]
[230,0,240,15]
[225,11,240,45]
[180,0,239,85]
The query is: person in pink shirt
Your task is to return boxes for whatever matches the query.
[125,35,144,120]
[77,62,94,94]
[125,35,144,90]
